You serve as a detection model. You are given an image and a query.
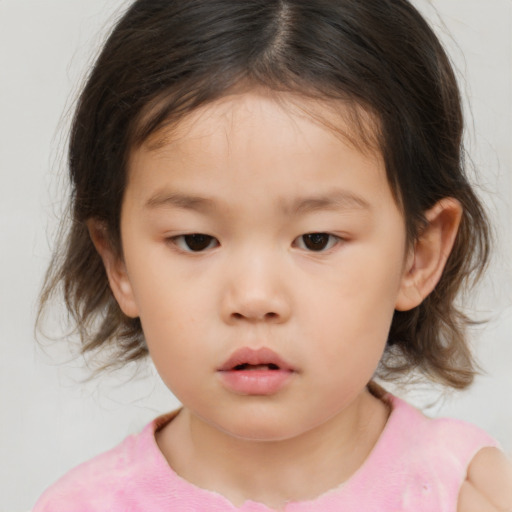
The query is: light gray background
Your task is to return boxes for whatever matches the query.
[0,1,511,510]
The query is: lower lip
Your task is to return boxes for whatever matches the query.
[218,369,294,395]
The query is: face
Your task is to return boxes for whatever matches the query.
[114,92,412,441]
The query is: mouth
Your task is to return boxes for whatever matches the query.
[233,363,280,371]
[217,347,295,395]
[217,347,294,373]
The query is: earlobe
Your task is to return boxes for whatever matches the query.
[395,198,462,312]
[87,219,139,318]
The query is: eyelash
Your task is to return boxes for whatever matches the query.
[170,234,219,252]
[294,233,341,252]
[168,233,341,253]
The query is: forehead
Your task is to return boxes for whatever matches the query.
[125,91,392,213]
[138,89,381,158]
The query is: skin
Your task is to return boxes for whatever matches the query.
[458,447,512,512]
[90,90,511,509]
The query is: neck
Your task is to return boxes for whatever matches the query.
[156,389,389,509]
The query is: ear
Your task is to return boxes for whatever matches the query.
[87,219,139,318]
[395,198,462,311]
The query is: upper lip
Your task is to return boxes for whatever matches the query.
[218,347,295,372]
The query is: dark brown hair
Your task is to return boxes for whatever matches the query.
[39,0,490,388]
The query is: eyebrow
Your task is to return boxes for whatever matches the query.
[145,192,215,212]
[287,191,371,215]
[144,190,371,214]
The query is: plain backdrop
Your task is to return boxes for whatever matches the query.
[0,1,511,510]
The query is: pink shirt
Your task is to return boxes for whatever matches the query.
[33,395,497,511]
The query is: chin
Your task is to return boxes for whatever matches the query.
[212,408,314,443]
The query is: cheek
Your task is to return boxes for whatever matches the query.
[130,281,203,366]
[141,310,211,399]
[315,258,401,324]
[303,253,403,363]
[125,245,200,322]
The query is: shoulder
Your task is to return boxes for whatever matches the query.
[382,395,503,510]
[387,395,498,452]
[32,430,143,512]
[389,396,499,469]
[32,415,175,512]
[458,447,512,512]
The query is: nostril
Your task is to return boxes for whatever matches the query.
[265,312,278,320]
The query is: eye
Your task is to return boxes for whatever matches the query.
[171,234,219,252]
[295,233,340,252]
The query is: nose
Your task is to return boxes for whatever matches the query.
[220,250,291,325]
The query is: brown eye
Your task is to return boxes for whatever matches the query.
[174,234,218,252]
[298,233,338,252]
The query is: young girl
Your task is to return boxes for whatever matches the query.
[33,0,512,510]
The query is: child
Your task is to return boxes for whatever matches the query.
[34,0,512,510]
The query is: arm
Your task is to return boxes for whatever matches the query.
[458,447,512,512]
